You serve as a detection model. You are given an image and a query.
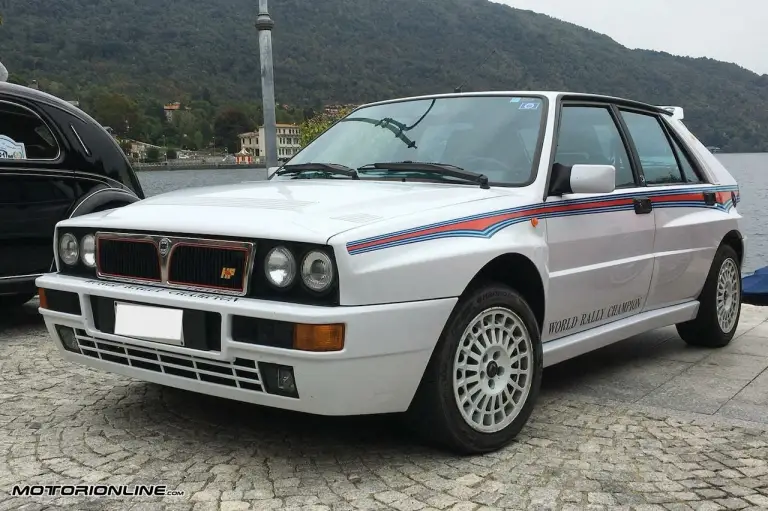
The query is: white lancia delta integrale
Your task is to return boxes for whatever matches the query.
[37,92,745,454]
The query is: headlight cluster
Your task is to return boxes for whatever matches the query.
[265,246,335,293]
[58,232,96,269]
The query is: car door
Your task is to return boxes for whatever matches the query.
[542,101,656,343]
[0,99,76,279]
[616,108,723,311]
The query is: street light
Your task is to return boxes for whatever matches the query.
[256,0,278,169]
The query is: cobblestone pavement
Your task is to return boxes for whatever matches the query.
[2,302,768,511]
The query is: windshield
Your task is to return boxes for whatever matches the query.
[285,95,547,186]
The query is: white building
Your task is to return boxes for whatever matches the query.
[239,123,302,163]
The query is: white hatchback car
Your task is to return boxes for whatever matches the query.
[36,92,744,454]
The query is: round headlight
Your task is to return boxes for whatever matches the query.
[265,246,296,288]
[301,251,334,292]
[81,234,96,268]
[59,233,79,266]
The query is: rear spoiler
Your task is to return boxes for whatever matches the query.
[658,106,684,120]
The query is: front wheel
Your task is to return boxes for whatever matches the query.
[676,243,741,347]
[406,284,543,454]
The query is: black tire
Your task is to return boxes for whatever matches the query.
[0,293,36,309]
[676,243,741,348]
[405,284,543,455]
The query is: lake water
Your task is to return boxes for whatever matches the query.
[136,153,766,272]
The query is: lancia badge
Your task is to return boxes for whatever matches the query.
[158,238,171,256]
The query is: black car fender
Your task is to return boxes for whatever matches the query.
[69,185,140,219]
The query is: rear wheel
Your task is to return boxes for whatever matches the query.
[676,244,741,347]
[0,293,36,309]
[406,284,543,454]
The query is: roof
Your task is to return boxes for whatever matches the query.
[355,91,672,116]
[0,82,94,121]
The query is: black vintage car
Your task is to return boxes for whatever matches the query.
[0,82,145,309]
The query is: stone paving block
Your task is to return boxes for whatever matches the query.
[723,335,768,358]
[685,353,768,382]
[636,375,749,414]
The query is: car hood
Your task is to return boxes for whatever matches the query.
[64,180,509,243]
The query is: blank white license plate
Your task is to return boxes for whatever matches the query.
[113,302,184,346]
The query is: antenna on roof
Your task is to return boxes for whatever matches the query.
[453,48,497,93]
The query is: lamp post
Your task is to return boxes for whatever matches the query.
[256,0,278,169]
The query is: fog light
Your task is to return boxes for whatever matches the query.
[55,325,80,353]
[277,367,296,394]
[258,362,299,398]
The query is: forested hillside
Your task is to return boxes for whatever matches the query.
[1,0,767,151]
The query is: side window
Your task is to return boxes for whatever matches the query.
[554,106,635,188]
[0,102,59,161]
[620,110,685,185]
[669,134,705,184]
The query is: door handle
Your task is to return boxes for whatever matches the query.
[633,197,653,215]
[703,191,716,206]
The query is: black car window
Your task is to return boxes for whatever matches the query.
[0,101,60,161]
[554,105,636,188]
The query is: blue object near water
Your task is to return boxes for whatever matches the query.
[742,266,768,306]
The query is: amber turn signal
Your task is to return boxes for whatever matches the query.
[38,288,48,309]
[293,323,345,351]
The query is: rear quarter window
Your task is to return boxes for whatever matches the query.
[0,101,60,161]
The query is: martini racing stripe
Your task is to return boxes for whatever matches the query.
[346,185,739,255]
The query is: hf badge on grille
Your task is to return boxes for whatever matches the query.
[220,267,237,280]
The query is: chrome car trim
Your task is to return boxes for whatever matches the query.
[94,232,256,297]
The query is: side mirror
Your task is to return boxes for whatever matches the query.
[549,163,615,195]
[267,166,280,178]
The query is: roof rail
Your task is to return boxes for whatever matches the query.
[659,106,684,120]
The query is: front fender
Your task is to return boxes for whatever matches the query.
[333,221,548,306]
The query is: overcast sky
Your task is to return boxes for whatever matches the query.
[493,0,768,75]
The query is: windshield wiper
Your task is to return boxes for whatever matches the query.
[275,162,360,179]
[358,161,490,189]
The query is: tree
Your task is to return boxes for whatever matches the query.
[166,148,178,160]
[213,108,251,153]
[300,107,353,148]
[146,147,160,163]
[89,93,141,137]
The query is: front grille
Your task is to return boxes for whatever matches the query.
[169,244,248,292]
[94,232,254,296]
[98,238,161,281]
[74,331,264,392]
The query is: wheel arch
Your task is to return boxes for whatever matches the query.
[68,185,140,219]
[460,252,546,334]
[721,230,745,268]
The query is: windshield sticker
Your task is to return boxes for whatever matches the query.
[0,135,27,160]
[509,98,522,103]
[518,101,541,111]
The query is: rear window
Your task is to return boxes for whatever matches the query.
[0,101,60,161]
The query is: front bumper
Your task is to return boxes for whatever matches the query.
[36,274,457,416]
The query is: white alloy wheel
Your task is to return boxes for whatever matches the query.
[716,257,740,333]
[453,307,533,433]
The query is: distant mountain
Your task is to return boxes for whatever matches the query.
[2,0,767,151]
